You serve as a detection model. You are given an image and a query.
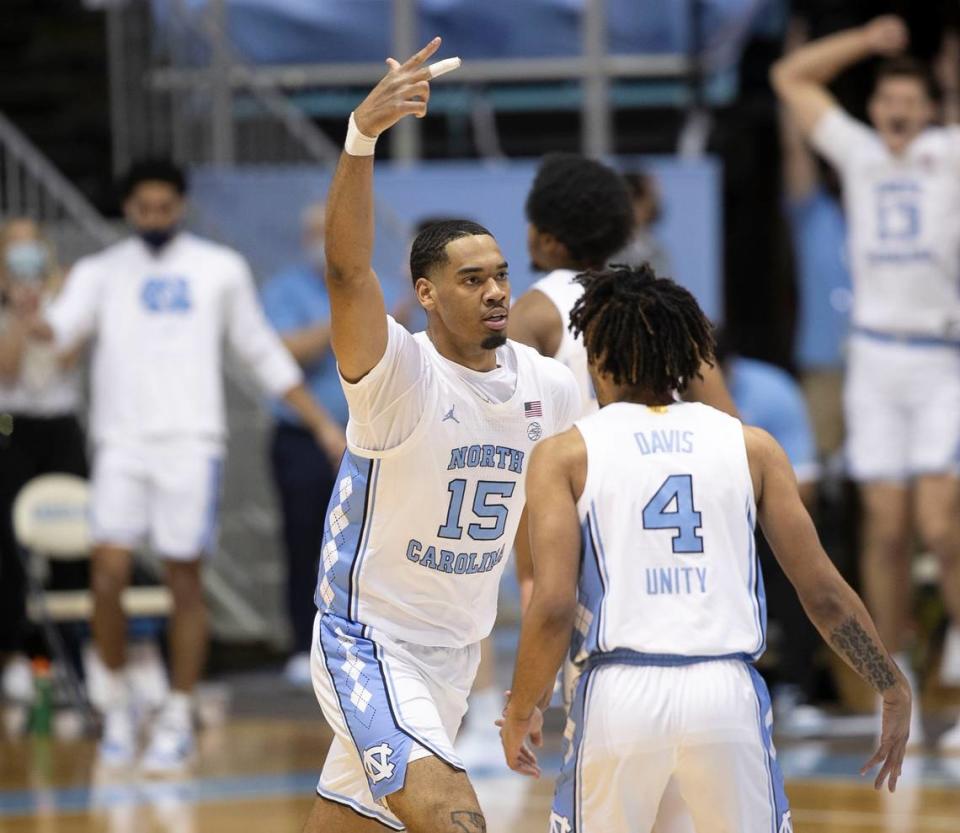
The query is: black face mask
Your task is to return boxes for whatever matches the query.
[137,227,177,253]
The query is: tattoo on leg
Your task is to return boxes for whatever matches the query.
[450,810,486,833]
[830,616,897,693]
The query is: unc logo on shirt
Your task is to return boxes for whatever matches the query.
[362,743,396,784]
[141,277,192,313]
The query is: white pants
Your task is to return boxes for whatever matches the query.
[310,612,480,830]
[551,660,791,833]
[91,439,224,559]
[845,334,960,482]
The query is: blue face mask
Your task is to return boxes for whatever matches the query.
[5,241,47,282]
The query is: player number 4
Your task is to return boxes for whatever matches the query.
[641,474,704,554]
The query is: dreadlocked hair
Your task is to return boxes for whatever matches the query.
[569,264,715,397]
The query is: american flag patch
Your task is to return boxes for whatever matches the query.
[524,401,543,418]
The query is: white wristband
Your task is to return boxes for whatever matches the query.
[345,112,378,156]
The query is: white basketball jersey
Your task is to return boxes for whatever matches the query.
[813,109,960,336]
[572,401,764,665]
[530,269,597,414]
[315,335,577,648]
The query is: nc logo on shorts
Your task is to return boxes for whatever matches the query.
[363,743,396,784]
[779,810,793,833]
[549,811,572,833]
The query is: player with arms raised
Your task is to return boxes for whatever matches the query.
[772,16,960,747]
[303,38,579,833]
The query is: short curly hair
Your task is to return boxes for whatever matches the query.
[525,153,633,268]
[409,219,493,285]
[119,158,188,200]
[569,263,715,397]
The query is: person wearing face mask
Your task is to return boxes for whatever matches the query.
[259,202,348,689]
[0,218,87,708]
[773,16,960,750]
[32,160,344,774]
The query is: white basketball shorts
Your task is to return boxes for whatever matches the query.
[845,333,960,482]
[552,659,792,833]
[90,438,224,560]
[310,612,480,830]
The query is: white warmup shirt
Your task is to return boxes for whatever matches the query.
[571,401,763,666]
[529,268,596,413]
[812,107,960,337]
[0,296,81,417]
[314,316,581,647]
[46,233,301,445]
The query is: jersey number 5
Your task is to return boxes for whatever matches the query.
[641,474,704,554]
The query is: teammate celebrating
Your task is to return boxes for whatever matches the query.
[772,15,960,748]
[304,39,579,833]
[501,265,911,832]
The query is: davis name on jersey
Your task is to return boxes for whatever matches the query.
[571,401,765,665]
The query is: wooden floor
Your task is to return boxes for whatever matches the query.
[3,713,960,833]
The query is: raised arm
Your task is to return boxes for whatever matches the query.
[325,38,441,383]
[770,15,908,136]
[746,426,910,791]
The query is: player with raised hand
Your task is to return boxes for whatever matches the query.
[772,15,960,749]
[303,38,579,833]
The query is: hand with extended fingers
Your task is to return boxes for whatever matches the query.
[353,37,460,139]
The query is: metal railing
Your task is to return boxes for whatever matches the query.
[0,110,118,263]
[110,0,708,166]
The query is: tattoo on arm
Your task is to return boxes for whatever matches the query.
[450,810,486,833]
[829,616,897,693]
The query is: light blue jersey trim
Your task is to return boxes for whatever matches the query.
[348,460,381,621]
[314,452,377,619]
[197,457,224,556]
[315,784,404,831]
[551,668,596,833]
[748,665,792,832]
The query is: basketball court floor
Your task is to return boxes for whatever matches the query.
[3,672,959,833]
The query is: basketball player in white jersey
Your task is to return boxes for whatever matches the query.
[34,159,343,772]
[303,38,579,833]
[772,15,960,748]
[510,153,736,422]
[510,152,736,833]
[500,265,912,832]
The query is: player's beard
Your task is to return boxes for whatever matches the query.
[481,333,507,350]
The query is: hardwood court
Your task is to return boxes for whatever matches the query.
[3,713,960,833]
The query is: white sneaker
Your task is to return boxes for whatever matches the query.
[98,705,137,768]
[140,716,195,776]
[1,655,33,703]
[937,718,960,752]
[283,653,312,689]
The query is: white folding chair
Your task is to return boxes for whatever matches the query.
[12,474,173,723]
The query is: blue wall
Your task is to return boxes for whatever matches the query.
[190,156,722,321]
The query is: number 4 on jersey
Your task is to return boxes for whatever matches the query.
[641,474,704,554]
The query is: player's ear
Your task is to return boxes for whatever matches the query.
[414,276,436,311]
